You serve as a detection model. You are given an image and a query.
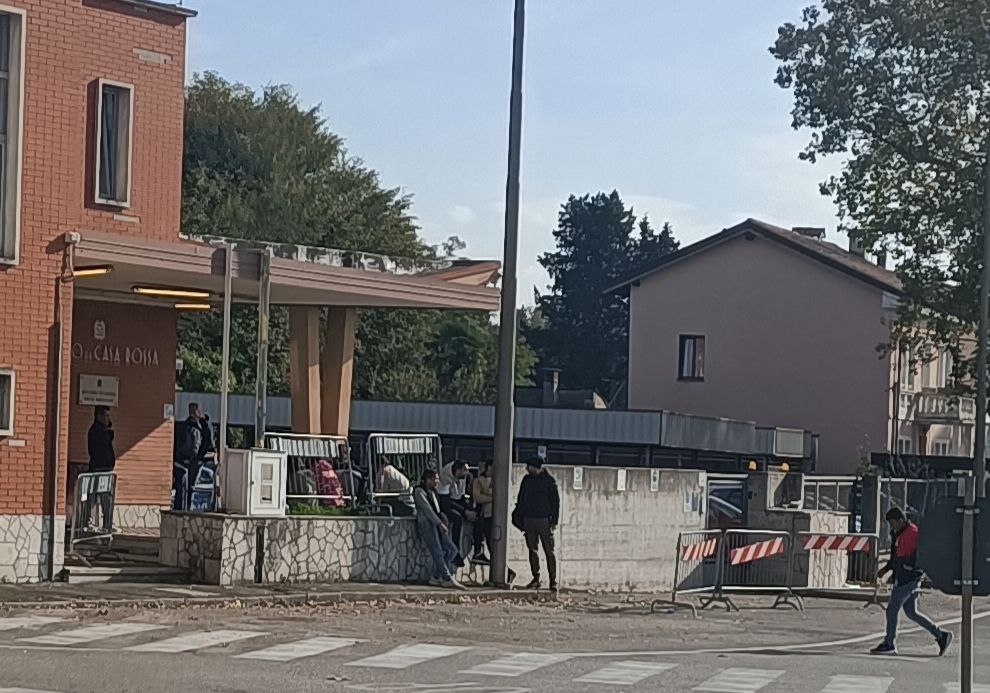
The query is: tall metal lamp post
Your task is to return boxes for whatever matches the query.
[490,0,526,587]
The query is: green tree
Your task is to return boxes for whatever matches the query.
[530,192,679,394]
[178,73,535,402]
[771,2,990,375]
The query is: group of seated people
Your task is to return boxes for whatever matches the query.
[378,456,496,588]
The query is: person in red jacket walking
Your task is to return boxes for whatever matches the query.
[870,507,953,655]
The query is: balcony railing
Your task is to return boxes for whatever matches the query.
[913,391,976,423]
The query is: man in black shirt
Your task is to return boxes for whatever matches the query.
[514,458,560,591]
[87,406,115,472]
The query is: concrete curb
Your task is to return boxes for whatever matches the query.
[0,588,554,611]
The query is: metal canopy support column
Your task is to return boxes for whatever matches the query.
[490,0,526,588]
[254,247,272,448]
[216,242,234,511]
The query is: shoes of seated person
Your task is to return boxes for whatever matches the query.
[428,577,442,587]
[471,552,490,565]
[442,578,467,590]
[524,577,541,590]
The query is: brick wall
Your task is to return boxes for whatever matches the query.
[68,300,176,506]
[0,0,188,517]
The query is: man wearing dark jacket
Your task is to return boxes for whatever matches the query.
[87,406,116,472]
[514,458,560,591]
[871,506,952,655]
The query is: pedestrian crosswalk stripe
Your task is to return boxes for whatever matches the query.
[20,623,165,646]
[694,667,785,692]
[943,685,990,692]
[235,636,363,662]
[127,629,265,653]
[0,688,64,692]
[574,660,678,685]
[461,653,573,677]
[345,644,472,669]
[0,616,64,632]
[822,675,893,693]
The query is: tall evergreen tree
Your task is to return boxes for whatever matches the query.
[529,192,679,396]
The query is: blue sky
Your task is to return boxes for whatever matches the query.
[187,1,843,304]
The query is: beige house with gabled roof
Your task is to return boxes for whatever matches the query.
[609,218,973,474]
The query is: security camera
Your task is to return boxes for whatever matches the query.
[65,231,81,245]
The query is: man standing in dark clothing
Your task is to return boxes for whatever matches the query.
[87,406,116,472]
[870,506,952,655]
[514,458,560,591]
[173,403,204,510]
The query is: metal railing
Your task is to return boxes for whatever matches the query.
[264,433,359,511]
[719,529,801,610]
[652,529,727,617]
[366,433,442,499]
[67,472,117,566]
[785,531,881,608]
[803,476,857,513]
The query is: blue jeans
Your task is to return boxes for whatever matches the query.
[885,580,942,646]
[418,521,457,581]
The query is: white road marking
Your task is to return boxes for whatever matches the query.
[943,685,990,692]
[694,667,785,692]
[20,623,165,646]
[346,644,472,669]
[574,660,678,685]
[822,675,893,693]
[154,587,213,597]
[0,616,64,632]
[127,629,265,653]
[0,688,64,692]
[235,636,362,662]
[460,653,572,677]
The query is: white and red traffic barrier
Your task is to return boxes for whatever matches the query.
[681,537,719,562]
[729,537,786,565]
[803,534,872,552]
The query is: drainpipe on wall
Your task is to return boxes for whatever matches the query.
[47,234,76,581]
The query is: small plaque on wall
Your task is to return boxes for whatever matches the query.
[78,374,119,407]
[616,468,627,492]
[572,467,584,491]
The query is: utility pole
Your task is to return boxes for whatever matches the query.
[490,0,526,588]
[962,131,990,693]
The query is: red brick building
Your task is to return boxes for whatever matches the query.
[0,0,194,582]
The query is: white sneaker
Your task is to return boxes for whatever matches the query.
[442,578,468,591]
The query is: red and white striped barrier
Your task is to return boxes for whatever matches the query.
[681,538,719,562]
[729,537,786,566]
[803,535,872,552]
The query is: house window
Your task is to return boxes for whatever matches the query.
[678,335,705,381]
[938,351,953,389]
[0,369,13,436]
[898,347,914,391]
[95,80,133,207]
[932,440,952,456]
[0,10,23,263]
[897,437,912,455]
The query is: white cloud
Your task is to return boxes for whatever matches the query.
[447,204,477,224]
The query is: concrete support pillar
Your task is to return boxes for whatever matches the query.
[321,307,357,437]
[288,307,321,434]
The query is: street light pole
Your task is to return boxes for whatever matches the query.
[962,131,990,693]
[490,0,526,588]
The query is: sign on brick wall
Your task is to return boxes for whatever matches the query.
[78,374,119,406]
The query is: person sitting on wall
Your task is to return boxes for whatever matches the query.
[315,458,345,509]
[438,460,476,564]
[377,455,415,517]
[413,469,464,589]
[470,460,494,565]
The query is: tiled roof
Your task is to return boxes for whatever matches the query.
[606,218,902,294]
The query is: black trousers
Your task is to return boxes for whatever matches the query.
[439,495,467,552]
[473,514,492,554]
[523,516,557,583]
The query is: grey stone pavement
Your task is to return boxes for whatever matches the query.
[0,586,989,692]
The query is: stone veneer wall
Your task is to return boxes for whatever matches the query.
[160,512,438,586]
[0,515,65,583]
[114,504,166,530]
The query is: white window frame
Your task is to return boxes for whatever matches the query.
[899,347,915,391]
[897,436,912,455]
[932,439,952,456]
[938,350,953,389]
[0,5,24,265]
[0,367,14,436]
[94,78,134,208]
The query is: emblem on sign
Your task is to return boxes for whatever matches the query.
[94,320,106,341]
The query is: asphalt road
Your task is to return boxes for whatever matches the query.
[0,593,988,693]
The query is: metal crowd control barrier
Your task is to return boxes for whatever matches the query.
[67,472,117,567]
[719,529,802,610]
[264,433,357,511]
[787,532,882,608]
[366,432,442,502]
[651,529,729,617]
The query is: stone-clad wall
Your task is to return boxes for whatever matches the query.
[160,512,437,586]
[0,515,64,583]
